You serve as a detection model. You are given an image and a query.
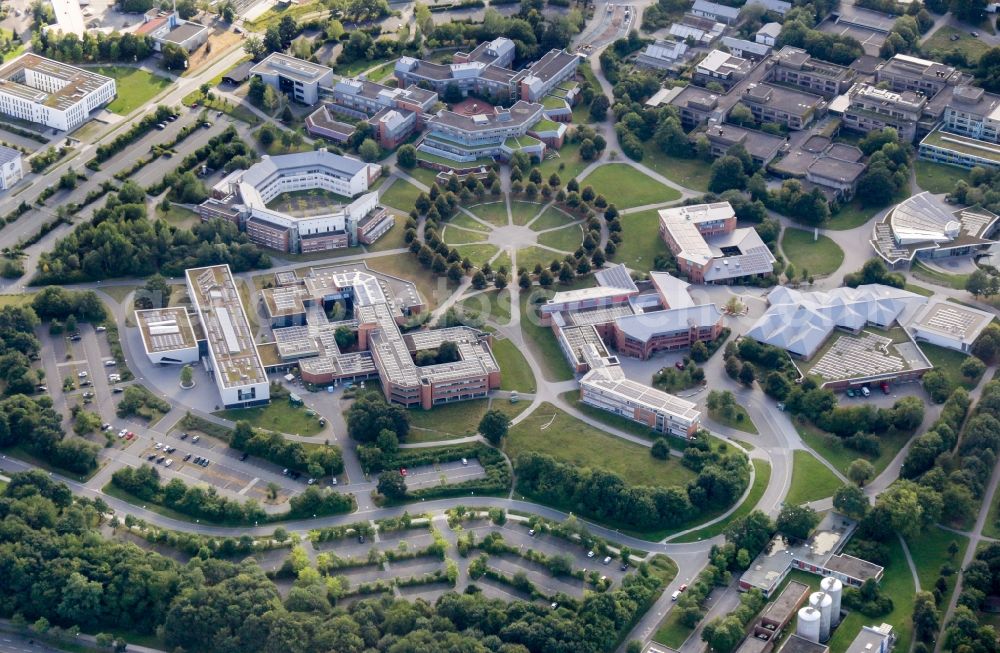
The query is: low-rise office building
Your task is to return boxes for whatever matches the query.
[875,54,969,98]
[721,36,772,60]
[136,10,208,52]
[842,83,925,142]
[0,145,23,190]
[0,54,115,131]
[419,101,546,164]
[659,202,776,283]
[739,82,826,130]
[454,37,516,68]
[394,57,518,103]
[691,0,741,24]
[699,122,786,167]
[770,46,856,99]
[695,50,755,90]
[134,307,200,365]
[251,53,334,105]
[516,49,581,102]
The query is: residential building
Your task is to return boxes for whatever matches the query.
[720,36,772,60]
[842,83,925,142]
[871,191,999,267]
[770,46,857,98]
[0,54,115,131]
[691,0,740,24]
[185,265,270,409]
[136,10,208,52]
[756,22,782,46]
[250,53,334,105]
[196,150,391,254]
[660,202,776,283]
[738,82,826,130]
[739,513,884,597]
[134,307,200,365]
[418,100,546,164]
[261,264,500,409]
[695,50,755,90]
[635,39,691,71]
[0,145,22,190]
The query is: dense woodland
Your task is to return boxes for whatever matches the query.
[0,471,669,653]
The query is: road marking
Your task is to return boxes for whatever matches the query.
[238,477,260,495]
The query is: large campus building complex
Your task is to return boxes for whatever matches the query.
[0,54,116,131]
[196,150,393,254]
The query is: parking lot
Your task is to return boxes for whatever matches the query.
[403,459,487,491]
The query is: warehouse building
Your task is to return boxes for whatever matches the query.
[0,54,116,131]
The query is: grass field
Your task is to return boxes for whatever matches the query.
[530,206,577,231]
[95,67,172,115]
[506,403,696,488]
[826,198,887,230]
[510,201,545,226]
[786,450,842,505]
[404,166,440,187]
[468,201,509,227]
[708,405,758,434]
[493,338,537,392]
[380,179,422,212]
[217,400,323,436]
[915,160,966,195]
[673,459,772,542]
[520,285,584,382]
[455,243,500,268]
[517,246,562,273]
[450,213,491,232]
[912,260,970,290]
[536,140,588,181]
[654,609,695,649]
[458,289,511,324]
[582,164,681,209]
[406,399,527,444]
[906,527,968,607]
[156,204,201,230]
[638,142,712,192]
[904,283,935,297]
[795,420,911,477]
[538,224,582,252]
[921,342,980,390]
[561,389,660,441]
[923,26,991,64]
[616,209,670,272]
[781,228,845,278]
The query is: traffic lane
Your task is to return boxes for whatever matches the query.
[402,460,486,491]
[0,633,63,653]
[489,554,590,598]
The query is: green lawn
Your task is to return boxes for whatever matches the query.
[444,226,489,244]
[915,160,966,195]
[156,204,200,230]
[638,142,712,192]
[380,179,422,212]
[468,201,509,227]
[582,164,681,209]
[517,246,563,274]
[984,485,1000,539]
[904,283,935,297]
[493,337,537,392]
[922,26,991,64]
[458,289,511,324]
[492,250,512,275]
[561,389,661,441]
[912,260,970,290]
[673,459,772,542]
[538,224,582,252]
[449,213,491,232]
[708,405,758,434]
[786,450,842,505]
[403,166,440,187]
[616,209,670,273]
[826,197,890,230]
[408,399,493,438]
[920,342,981,390]
[529,206,577,232]
[905,527,968,608]
[455,243,499,268]
[216,400,324,436]
[654,609,695,649]
[510,201,545,226]
[506,402,696,489]
[536,140,589,181]
[95,67,172,115]
[781,228,845,278]
[367,253,457,310]
[795,420,911,477]
[519,286,581,382]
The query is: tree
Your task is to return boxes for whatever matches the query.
[137,274,171,310]
[961,356,986,380]
[776,505,820,539]
[965,269,996,298]
[913,591,940,642]
[702,615,745,653]
[651,437,670,459]
[161,43,189,71]
[479,409,510,446]
[923,369,952,404]
[396,144,417,169]
[833,484,869,519]
[723,510,774,553]
[334,325,355,350]
[738,363,756,386]
[180,366,193,387]
[377,470,407,499]
[848,459,875,486]
[590,94,610,122]
[358,138,380,163]
[709,156,748,193]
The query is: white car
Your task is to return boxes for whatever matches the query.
[118,429,127,438]
[154,442,163,450]
[77,371,88,378]
[104,360,116,367]
[164,459,173,467]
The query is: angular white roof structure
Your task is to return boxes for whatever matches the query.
[890,192,963,246]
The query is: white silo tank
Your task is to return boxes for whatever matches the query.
[797,606,822,643]
[809,591,833,642]
[821,577,843,627]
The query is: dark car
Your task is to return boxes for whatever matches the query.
[179,432,189,440]
[183,453,192,461]
[147,454,156,460]
[239,452,249,461]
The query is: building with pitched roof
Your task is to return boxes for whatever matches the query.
[691,0,741,23]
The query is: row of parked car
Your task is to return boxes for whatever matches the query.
[845,381,891,398]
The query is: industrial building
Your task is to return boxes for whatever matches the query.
[739,513,884,598]
[185,265,270,409]
[0,54,116,131]
[0,145,23,190]
[250,53,334,105]
[196,150,392,254]
[733,581,810,653]
[659,202,776,284]
[871,192,999,267]
[260,264,500,409]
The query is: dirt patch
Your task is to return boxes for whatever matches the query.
[187,30,243,74]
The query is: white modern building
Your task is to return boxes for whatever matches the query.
[908,300,995,353]
[0,145,23,190]
[0,54,116,131]
[250,53,334,105]
[134,307,200,365]
[185,265,270,409]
